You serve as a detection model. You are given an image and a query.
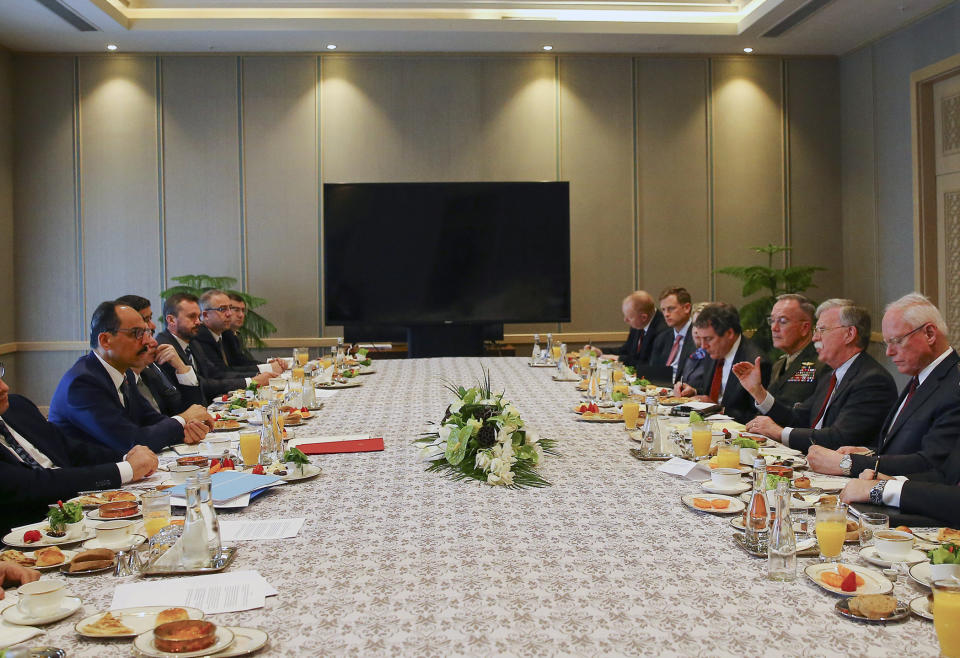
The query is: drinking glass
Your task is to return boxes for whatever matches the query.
[858,512,889,548]
[141,490,171,538]
[934,580,960,658]
[239,429,262,467]
[690,421,712,459]
[551,344,562,363]
[815,502,848,562]
[294,347,310,367]
[622,402,640,430]
[269,377,287,394]
[716,440,740,469]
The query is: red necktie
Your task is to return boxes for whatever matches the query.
[666,333,683,366]
[889,377,919,430]
[811,373,838,428]
[708,360,724,402]
[635,329,645,355]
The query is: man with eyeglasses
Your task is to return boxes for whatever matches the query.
[765,294,829,407]
[222,293,259,368]
[808,292,960,478]
[650,287,696,383]
[194,289,285,377]
[0,363,160,534]
[48,301,212,458]
[733,298,897,452]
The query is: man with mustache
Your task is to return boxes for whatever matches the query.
[48,301,212,459]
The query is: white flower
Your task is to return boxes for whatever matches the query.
[449,399,464,413]
[504,404,518,416]
[465,417,481,435]
[419,444,445,461]
[525,430,540,445]
[475,451,492,471]
[499,469,515,486]
[489,457,504,474]
[487,472,502,485]
[438,424,452,442]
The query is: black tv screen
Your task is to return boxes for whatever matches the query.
[323,182,571,325]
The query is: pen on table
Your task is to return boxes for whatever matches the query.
[873,456,880,479]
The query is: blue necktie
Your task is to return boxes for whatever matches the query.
[0,418,44,469]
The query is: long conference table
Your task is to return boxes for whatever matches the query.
[27,357,943,655]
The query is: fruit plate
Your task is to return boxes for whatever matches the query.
[680,494,745,515]
[803,562,893,596]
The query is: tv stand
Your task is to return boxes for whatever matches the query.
[406,324,488,358]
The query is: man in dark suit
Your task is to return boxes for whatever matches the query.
[766,294,829,407]
[0,367,159,534]
[116,294,204,416]
[48,301,211,459]
[608,290,668,370]
[736,299,898,452]
[194,289,284,377]
[808,293,960,477]
[155,292,274,400]
[650,287,696,383]
[675,302,771,424]
[223,292,259,368]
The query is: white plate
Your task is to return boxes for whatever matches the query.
[729,516,809,535]
[910,594,934,620]
[216,627,270,657]
[804,562,893,596]
[1,596,82,626]
[82,533,147,551]
[280,463,322,482]
[738,491,821,509]
[858,546,928,568]
[86,507,142,521]
[315,380,362,389]
[699,480,750,495]
[2,526,95,548]
[3,548,79,571]
[806,476,850,492]
[910,561,935,588]
[681,494,745,515]
[75,605,205,638]
[913,529,946,544]
[133,625,235,658]
[66,491,141,508]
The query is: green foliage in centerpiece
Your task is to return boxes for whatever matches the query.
[415,369,558,488]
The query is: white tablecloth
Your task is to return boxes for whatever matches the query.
[14,357,942,655]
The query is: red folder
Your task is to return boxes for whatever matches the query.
[296,437,384,455]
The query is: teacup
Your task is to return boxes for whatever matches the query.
[168,464,202,484]
[710,468,741,490]
[94,519,134,547]
[929,563,960,582]
[63,519,85,540]
[17,579,67,617]
[874,529,915,561]
[739,447,758,465]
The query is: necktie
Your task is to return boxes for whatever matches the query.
[811,373,838,428]
[119,378,132,409]
[0,419,44,469]
[666,333,683,366]
[218,339,229,366]
[635,330,645,356]
[888,377,919,432]
[708,360,724,402]
[137,376,161,413]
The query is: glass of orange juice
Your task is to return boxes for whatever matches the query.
[612,369,624,384]
[239,430,262,467]
[622,402,640,430]
[294,347,310,366]
[291,366,305,383]
[716,441,740,469]
[578,354,591,372]
[691,421,712,459]
[551,344,562,362]
[934,580,960,657]
[815,502,848,562]
[141,490,171,538]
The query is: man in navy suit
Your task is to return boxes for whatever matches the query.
[649,287,696,383]
[808,293,960,476]
[603,290,668,370]
[222,293,260,369]
[0,366,159,534]
[194,289,284,377]
[48,301,212,459]
[735,299,898,452]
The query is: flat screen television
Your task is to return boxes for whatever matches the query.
[323,182,571,327]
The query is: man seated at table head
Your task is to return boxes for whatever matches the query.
[808,292,960,477]
[195,289,285,376]
[48,301,211,459]
[734,298,897,453]
[115,294,205,416]
[0,365,159,534]
[609,290,668,369]
[765,293,829,407]
[650,287,695,383]
[156,292,274,399]
[674,302,770,424]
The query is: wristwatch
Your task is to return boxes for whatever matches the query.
[869,480,888,505]
[839,454,852,476]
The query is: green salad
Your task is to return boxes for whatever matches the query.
[929,543,960,565]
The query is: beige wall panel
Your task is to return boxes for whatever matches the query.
[0,50,13,345]
[785,59,843,303]
[242,56,318,337]
[161,56,242,291]
[78,56,162,324]
[712,58,784,305]
[322,56,556,183]
[13,56,82,342]
[15,351,86,406]
[557,57,634,334]
[637,58,711,306]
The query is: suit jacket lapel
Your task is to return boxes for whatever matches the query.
[823,354,864,423]
[880,351,960,450]
[86,353,125,412]
[769,356,787,391]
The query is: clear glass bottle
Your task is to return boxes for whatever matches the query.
[639,395,662,456]
[335,337,345,371]
[260,402,280,464]
[301,373,316,408]
[767,479,797,581]
[181,477,209,568]
[546,333,554,361]
[196,471,222,561]
[531,334,541,362]
[745,456,769,551]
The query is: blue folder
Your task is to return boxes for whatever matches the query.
[167,470,284,503]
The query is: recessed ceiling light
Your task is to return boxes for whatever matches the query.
[326,44,337,50]
[743,47,754,54]
[106,44,118,51]
[542,45,553,51]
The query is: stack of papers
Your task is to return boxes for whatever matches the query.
[112,570,275,614]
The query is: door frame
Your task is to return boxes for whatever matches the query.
[911,52,960,303]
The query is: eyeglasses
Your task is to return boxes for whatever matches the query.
[115,327,155,341]
[766,316,794,327]
[882,324,928,349]
[813,324,850,336]
[228,305,245,313]
[205,305,231,314]
[0,362,4,378]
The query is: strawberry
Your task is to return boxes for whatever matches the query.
[23,530,41,543]
[222,395,229,402]
[300,407,308,413]
[840,570,858,592]
[252,464,265,475]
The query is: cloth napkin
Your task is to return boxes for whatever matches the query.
[0,614,43,650]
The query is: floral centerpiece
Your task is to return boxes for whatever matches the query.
[416,370,558,488]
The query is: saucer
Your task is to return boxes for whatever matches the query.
[700,480,750,495]
[82,533,147,551]
[1,596,82,625]
[858,546,928,568]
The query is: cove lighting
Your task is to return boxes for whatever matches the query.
[106,44,118,51]
[743,47,754,53]
[542,45,553,51]
[326,44,337,50]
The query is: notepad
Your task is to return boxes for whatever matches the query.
[288,434,384,454]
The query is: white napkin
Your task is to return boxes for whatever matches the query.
[797,537,817,552]
[0,617,43,650]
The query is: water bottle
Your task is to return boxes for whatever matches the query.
[196,471,222,561]
[639,395,661,456]
[301,374,316,408]
[745,457,769,552]
[767,479,797,581]
[181,477,209,568]
[546,333,554,362]
[531,334,540,363]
